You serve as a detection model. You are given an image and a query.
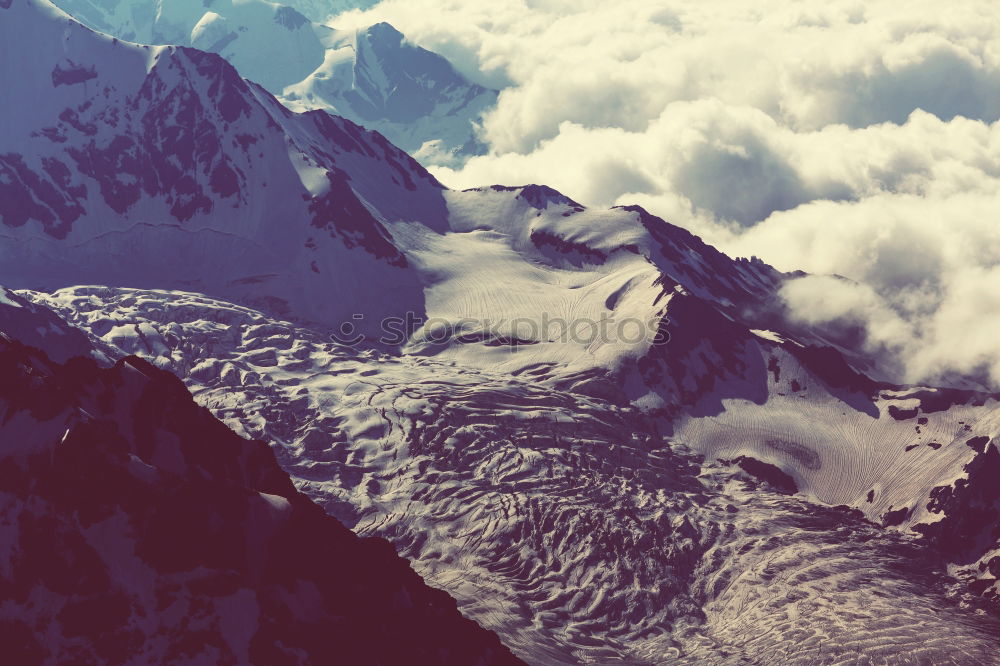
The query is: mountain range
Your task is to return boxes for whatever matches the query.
[2,0,999,663]
[47,0,496,165]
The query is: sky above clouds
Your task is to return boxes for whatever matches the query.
[332,0,1000,387]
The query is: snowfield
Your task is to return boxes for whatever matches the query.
[27,285,1000,665]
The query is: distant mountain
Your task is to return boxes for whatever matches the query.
[279,0,380,23]
[0,292,522,665]
[48,0,496,164]
[42,0,327,90]
[282,21,496,165]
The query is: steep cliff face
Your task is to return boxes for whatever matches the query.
[0,317,522,664]
[914,434,1000,604]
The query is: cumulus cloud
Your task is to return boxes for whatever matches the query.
[329,0,1000,386]
[741,189,1000,386]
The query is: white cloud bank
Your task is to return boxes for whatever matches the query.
[331,0,1000,387]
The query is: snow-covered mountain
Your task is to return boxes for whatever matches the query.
[1,0,443,333]
[282,21,496,165]
[0,0,781,378]
[4,0,1000,663]
[0,293,522,665]
[47,0,496,164]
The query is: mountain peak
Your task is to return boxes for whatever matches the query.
[365,20,404,43]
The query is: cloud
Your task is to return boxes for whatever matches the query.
[328,0,1000,386]
[741,189,1000,386]
[780,275,916,370]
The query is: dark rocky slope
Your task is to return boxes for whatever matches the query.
[0,331,522,664]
